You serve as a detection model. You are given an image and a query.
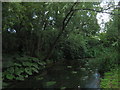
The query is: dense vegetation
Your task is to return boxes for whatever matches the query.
[2,2,120,89]
[100,67,120,88]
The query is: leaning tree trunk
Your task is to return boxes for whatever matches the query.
[43,2,78,61]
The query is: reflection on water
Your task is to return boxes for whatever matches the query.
[85,71,100,88]
[9,60,100,89]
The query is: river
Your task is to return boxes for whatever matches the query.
[6,59,101,89]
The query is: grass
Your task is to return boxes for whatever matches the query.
[100,67,120,88]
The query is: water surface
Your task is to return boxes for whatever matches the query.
[8,59,100,89]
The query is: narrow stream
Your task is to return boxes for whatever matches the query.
[8,59,101,89]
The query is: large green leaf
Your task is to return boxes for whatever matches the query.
[32,63,39,69]
[16,75,24,81]
[38,61,46,66]
[22,62,32,66]
[31,67,39,73]
[6,74,14,80]
[14,67,24,75]
[25,68,32,75]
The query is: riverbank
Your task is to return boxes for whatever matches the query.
[100,67,120,88]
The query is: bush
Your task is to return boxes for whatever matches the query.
[3,56,46,81]
[88,46,118,73]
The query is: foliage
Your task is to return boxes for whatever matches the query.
[3,56,46,81]
[100,67,120,88]
[61,33,88,60]
[88,46,118,73]
[2,2,99,61]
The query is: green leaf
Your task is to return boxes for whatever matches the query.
[31,58,39,62]
[14,67,24,75]
[38,62,45,66]
[31,67,39,73]
[6,74,14,80]
[22,62,32,66]
[32,63,39,69]
[25,68,32,75]
[16,75,24,81]
[25,75,28,78]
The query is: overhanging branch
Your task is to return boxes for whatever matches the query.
[43,2,78,61]
[73,8,120,15]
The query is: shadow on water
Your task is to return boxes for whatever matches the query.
[6,59,101,89]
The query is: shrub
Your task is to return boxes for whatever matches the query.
[3,56,46,81]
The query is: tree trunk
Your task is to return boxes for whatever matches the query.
[43,2,78,61]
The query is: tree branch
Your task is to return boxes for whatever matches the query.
[102,5,119,10]
[73,8,120,15]
[43,2,78,61]
[62,2,78,29]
